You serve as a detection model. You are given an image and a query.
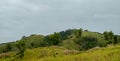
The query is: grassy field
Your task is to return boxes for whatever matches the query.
[1,45,120,61]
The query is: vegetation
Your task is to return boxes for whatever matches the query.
[45,32,61,46]
[15,41,25,59]
[0,28,120,61]
[1,45,120,61]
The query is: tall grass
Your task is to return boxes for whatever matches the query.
[1,45,120,61]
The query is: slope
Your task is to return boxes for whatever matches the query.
[1,45,120,61]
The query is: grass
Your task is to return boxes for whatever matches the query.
[38,45,120,61]
[1,45,120,61]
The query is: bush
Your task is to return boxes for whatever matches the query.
[76,36,98,50]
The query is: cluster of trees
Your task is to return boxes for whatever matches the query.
[75,36,98,50]
[15,41,25,59]
[59,29,74,40]
[45,29,76,46]
[103,31,119,44]
[0,41,25,59]
[74,29,98,50]
[45,32,61,46]
[0,43,14,53]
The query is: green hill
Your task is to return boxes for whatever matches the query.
[0,34,45,53]
[0,28,120,61]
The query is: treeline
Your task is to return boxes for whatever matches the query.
[0,28,120,56]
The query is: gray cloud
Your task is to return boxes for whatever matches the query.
[0,0,120,43]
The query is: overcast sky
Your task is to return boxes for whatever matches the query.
[0,0,120,43]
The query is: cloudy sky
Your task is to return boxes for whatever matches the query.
[0,0,120,43]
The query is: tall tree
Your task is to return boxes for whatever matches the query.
[113,35,118,44]
[108,31,114,40]
[75,28,82,38]
[103,31,109,40]
[45,32,60,45]
[78,28,83,37]
[15,41,25,59]
[5,43,12,52]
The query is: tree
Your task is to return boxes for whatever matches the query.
[75,28,82,38]
[5,43,12,52]
[30,42,34,48]
[103,31,114,44]
[15,41,25,59]
[119,37,120,43]
[81,36,98,50]
[21,36,27,41]
[103,31,109,40]
[108,31,114,40]
[75,36,98,51]
[78,28,83,37]
[113,35,118,44]
[45,32,60,45]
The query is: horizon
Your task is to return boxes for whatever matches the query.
[0,0,120,43]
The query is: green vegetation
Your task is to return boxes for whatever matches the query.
[15,41,25,59]
[45,32,61,46]
[39,45,120,61]
[0,28,120,61]
[1,45,120,61]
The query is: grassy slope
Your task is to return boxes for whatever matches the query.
[38,45,120,61]
[0,34,45,54]
[1,45,120,61]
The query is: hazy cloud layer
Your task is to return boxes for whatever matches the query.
[0,0,120,43]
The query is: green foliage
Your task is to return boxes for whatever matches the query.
[74,28,82,38]
[15,41,25,59]
[30,43,34,48]
[103,31,120,45]
[103,31,109,40]
[118,37,120,43]
[20,34,45,48]
[5,44,12,52]
[108,31,114,40]
[113,35,118,44]
[76,36,98,50]
[45,32,61,45]
[0,42,15,53]
[59,29,74,40]
[0,43,12,53]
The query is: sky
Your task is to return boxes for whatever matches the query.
[0,0,120,43]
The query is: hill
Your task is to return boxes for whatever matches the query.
[0,34,45,53]
[0,28,120,61]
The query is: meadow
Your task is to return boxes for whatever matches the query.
[1,44,120,61]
